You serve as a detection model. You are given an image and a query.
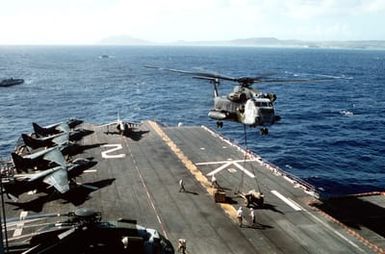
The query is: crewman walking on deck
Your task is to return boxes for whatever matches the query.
[236,206,243,227]
[179,179,186,192]
[177,238,187,254]
[250,208,255,225]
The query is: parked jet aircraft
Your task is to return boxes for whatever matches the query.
[33,119,83,137]
[22,132,70,151]
[3,157,96,200]
[99,113,142,137]
[11,147,64,173]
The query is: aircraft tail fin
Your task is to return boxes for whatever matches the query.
[2,183,21,201]
[11,152,29,172]
[32,122,49,137]
[6,199,45,213]
[22,134,47,150]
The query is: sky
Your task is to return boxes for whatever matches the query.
[1,0,385,45]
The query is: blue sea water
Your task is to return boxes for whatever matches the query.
[1,45,384,196]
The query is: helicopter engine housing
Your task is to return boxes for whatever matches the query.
[208,110,227,120]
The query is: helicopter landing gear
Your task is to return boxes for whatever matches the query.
[216,121,223,128]
[259,127,269,136]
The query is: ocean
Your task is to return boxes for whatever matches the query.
[1,45,384,196]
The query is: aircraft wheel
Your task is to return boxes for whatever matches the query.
[216,122,223,128]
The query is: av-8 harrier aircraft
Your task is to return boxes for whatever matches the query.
[5,148,96,199]
[32,118,83,137]
[99,113,143,137]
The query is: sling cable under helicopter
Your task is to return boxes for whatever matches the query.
[236,125,265,208]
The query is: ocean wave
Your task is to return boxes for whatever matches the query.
[339,110,354,116]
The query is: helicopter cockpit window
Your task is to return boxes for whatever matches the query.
[255,101,272,107]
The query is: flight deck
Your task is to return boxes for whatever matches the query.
[2,121,385,253]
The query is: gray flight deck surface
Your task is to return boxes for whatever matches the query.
[3,121,385,253]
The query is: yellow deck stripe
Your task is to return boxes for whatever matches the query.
[148,121,238,224]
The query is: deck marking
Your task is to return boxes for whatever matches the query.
[233,162,255,178]
[205,161,255,178]
[150,121,367,253]
[271,190,302,211]
[122,137,168,239]
[271,190,364,252]
[149,121,239,225]
[13,211,28,237]
[305,209,365,252]
[305,209,364,252]
[206,162,231,176]
[83,169,98,173]
[196,159,256,165]
[101,144,126,159]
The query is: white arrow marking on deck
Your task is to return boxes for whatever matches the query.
[207,162,232,176]
[101,144,126,159]
[205,160,255,178]
[13,211,28,237]
[271,190,302,211]
[196,159,256,165]
[233,162,255,178]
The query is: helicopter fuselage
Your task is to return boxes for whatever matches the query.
[209,85,278,127]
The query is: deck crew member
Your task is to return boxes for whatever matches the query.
[177,238,187,254]
[179,179,186,192]
[236,206,243,227]
[250,208,255,225]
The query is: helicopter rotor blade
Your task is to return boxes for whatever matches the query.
[193,76,219,82]
[253,78,334,84]
[144,65,236,81]
[145,65,333,86]
[5,212,70,223]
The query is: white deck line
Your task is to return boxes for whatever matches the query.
[271,190,302,211]
[13,211,28,237]
[196,159,257,165]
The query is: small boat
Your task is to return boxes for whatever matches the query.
[0,78,24,87]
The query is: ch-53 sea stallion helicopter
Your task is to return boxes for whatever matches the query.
[146,66,325,135]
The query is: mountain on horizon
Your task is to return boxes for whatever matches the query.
[99,35,151,45]
[97,35,385,49]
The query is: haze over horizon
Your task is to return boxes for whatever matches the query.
[1,0,385,45]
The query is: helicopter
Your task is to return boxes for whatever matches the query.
[6,208,174,254]
[146,66,327,135]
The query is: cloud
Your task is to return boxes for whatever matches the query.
[0,0,384,44]
[360,0,385,13]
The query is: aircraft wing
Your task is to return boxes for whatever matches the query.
[98,121,119,128]
[42,148,66,167]
[56,123,70,133]
[51,132,70,145]
[23,146,57,159]
[43,168,69,194]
